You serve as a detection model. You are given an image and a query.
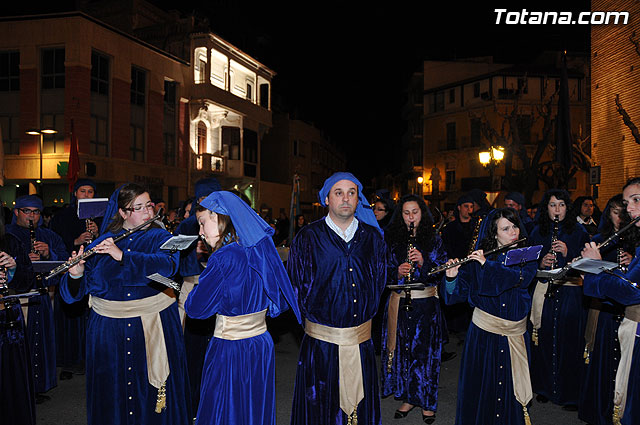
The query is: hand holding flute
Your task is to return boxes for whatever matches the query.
[444,249,487,278]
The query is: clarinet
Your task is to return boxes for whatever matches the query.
[85,219,95,246]
[45,210,163,280]
[618,235,628,274]
[29,219,38,255]
[403,222,416,312]
[543,215,561,298]
[468,216,483,255]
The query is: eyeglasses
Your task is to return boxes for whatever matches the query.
[123,202,155,213]
[19,208,41,215]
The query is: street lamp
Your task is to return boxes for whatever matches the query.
[478,146,505,191]
[26,127,57,186]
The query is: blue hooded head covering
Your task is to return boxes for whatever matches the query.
[70,178,98,205]
[199,191,302,323]
[12,195,44,225]
[473,207,528,251]
[195,177,222,201]
[99,184,125,235]
[318,172,381,235]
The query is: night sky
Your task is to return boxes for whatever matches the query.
[7,1,592,183]
[171,1,591,183]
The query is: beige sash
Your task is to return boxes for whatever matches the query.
[214,309,267,340]
[583,303,602,364]
[530,277,582,339]
[385,286,438,368]
[89,292,175,391]
[305,319,371,418]
[472,308,532,408]
[612,305,640,424]
[178,275,199,330]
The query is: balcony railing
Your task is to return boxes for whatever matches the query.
[194,153,224,173]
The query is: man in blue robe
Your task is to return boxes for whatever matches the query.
[288,172,388,425]
[174,176,221,415]
[50,178,101,380]
[7,195,69,403]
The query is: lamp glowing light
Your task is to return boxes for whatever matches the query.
[417,176,424,184]
[492,146,505,161]
[479,151,491,165]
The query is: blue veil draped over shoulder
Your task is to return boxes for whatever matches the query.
[200,191,302,323]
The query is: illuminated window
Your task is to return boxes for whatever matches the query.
[197,122,207,155]
[0,51,19,92]
[41,114,65,153]
[222,126,240,160]
[42,48,65,89]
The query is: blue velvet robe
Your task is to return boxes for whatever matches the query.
[185,242,286,425]
[583,245,640,425]
[442,251,537,425]
[59,227,191,425]
[578,234,625,425]
[528,221,590,406]
[380,236,447,411]
[7,223,68,393]
[288,219,388,425]
[0,233,36,425]
[174,214,212,415]
[50,203,97,369]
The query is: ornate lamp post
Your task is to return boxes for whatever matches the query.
[478,146,505,191]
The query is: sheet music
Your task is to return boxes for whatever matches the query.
[568,258,619,274]
[159,235,199,251]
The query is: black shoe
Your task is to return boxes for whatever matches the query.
[562,405,578,411]
[423,413,436,424]
[536,394,549,403]
[394,406,415,419]
[35,394,51,404]
[441,351,457,362]
[60,370,73,380]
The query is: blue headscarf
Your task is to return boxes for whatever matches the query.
[70,178,98,205]
[473,207,529,251]
[199,191,302,323]
[318,172,381,235]
[99,184,125,235]
[12,195,44,226]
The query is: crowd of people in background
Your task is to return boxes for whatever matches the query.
[1,172,639,425]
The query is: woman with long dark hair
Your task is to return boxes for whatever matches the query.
[579,194,633,425]
[185,191,301,425]
[528,189,590,409]
[381,194,446,424]
[442,208,537,424]
[60,183,191,425]
[581,177,640,425]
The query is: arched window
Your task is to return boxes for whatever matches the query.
[197,121,207,154]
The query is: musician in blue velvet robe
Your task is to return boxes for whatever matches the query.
[380,194,446,422]
[442,208,537,425]
[578,194,631,425]
[185,191,301,425]
[289,173,387,425]
[50,179,101,379]
[174,176,221,415]
[580,178,640,425]
[0,219,36,425]
[7,195,69,398]
[59,184,190,425]
[528,189,590,408]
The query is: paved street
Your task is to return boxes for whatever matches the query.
[37,321,586,425]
